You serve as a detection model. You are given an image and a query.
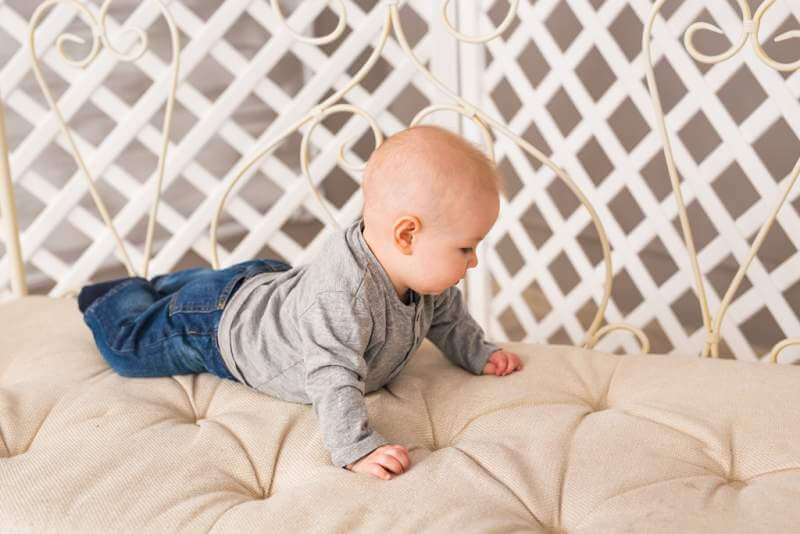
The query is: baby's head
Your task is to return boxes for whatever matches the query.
[361,125,502,299]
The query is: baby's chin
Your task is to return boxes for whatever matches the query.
[416,284,458,297]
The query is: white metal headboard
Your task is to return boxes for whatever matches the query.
[645,0,799,361]
[0,0,797,362]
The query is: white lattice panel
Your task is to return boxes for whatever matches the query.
[0,0,454,293]
[476,0,800,361]
[1,0,799,361]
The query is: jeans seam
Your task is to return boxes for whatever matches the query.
[107,329,217,354]
[168,299,220,315]
[217,271,248,309]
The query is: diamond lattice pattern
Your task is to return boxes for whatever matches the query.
[1,0,798,361]
[479,0,800,361]
[0,0,442,295]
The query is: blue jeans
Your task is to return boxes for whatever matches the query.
[81,259,291,380]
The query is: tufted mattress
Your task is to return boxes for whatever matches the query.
[1,295,800,533]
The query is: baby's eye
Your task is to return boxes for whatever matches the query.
[460,247,473,254]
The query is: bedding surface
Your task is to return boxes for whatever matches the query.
[1,296,799,533]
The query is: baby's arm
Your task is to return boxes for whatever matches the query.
[305,361,387,467]
[426,286,500,373]
[306,357,409,479]
[302,293,408,478]
[427,286,523,377]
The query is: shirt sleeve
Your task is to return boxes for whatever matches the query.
[300,292,388,468]
[425,286,500,375]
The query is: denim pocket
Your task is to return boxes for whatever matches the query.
[167,260,290,316]
[168,266,246,315]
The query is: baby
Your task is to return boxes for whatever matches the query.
[78,125,523,481]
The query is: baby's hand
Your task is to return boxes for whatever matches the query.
[346,444,410,480]
[483,350,523,376]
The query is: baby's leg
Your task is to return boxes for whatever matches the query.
[150,260,289,296]
[82,259,289,380]
[77,265,213,314]
[151,267,212,297]
[78,277,139,313]
[82,278,213,378]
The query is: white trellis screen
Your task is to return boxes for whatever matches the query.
[0,0,799,362]
[0,0,463,291]
[470,0,800,361]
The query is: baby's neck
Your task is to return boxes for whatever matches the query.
[361,224,410,303]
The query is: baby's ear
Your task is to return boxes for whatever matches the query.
[393,215,421,255]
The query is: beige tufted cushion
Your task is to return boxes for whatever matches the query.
[1,296,800,533]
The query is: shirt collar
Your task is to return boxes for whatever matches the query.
[349,218,416,309]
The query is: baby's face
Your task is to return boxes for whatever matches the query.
[405,188,499,296]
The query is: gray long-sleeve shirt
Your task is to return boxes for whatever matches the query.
[217,219,499,467]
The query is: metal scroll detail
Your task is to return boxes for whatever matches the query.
[644,0,799,361]
[21,0,649,353]
[209,0,648,354]
[28,0,179,280]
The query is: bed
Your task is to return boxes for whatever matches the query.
[2,1,800,532]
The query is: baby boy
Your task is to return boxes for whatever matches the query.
[78,125,523,481]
